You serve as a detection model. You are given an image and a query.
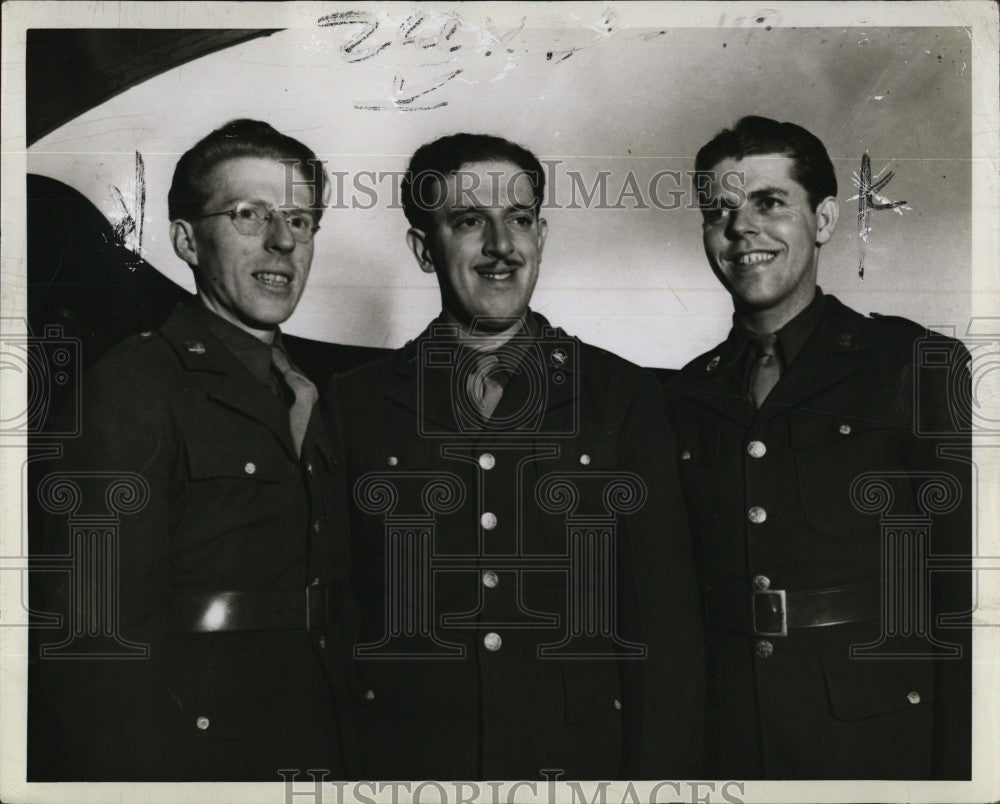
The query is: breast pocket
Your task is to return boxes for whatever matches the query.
[676,422,721,530]
[173,433,305,574]
[789,410,906,535]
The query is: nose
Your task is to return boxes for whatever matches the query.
[725,205,759,239]
[483,222,515,259]
[264,212,297,253]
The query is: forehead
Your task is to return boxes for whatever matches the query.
[436,159,536,208]
[708,154,805,194]
[202,156,316,207]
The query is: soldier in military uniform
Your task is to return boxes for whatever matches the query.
[29,120,353,780]
[663,116,972,779]
[325,133,703,780]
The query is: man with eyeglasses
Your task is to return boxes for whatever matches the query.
[30,119,354,780]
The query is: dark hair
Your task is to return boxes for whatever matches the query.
[694,116,837,209]
[168,119,327,223]
[401,133,545,230]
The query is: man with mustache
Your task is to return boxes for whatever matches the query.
[325,133,703,779]
[30,119,353,780]
[664,116,971,779]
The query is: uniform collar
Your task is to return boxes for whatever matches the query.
[191,301,285,392]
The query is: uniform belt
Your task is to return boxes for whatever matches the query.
[171,584,330,634]
[704,583,881,637]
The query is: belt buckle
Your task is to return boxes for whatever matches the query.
[306,582,329,634]
[752,588,787,637]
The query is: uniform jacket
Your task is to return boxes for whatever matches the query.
[325,314,704,780]
[663,293,972,779]
[29,298,352,781]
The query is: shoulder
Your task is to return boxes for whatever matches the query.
[829,295,969,359]
[86,328,179,390]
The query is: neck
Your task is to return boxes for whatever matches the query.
[197,292,277,344]
[735,284,818,335]
[443,310,526,352]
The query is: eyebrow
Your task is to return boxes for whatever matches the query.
[747,187,790,200]
[446,203,535,217]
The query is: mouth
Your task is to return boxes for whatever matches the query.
[476,265,518,282]
[252,271,293,289]
[729,250,779,268]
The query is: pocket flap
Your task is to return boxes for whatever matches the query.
[185,438,284,482]
[821,649,935,721]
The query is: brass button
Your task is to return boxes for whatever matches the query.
[195,716,210,730]
[387,456,398,466]
[839,423,852,436]
[747,440,766,458]
[613,699,622,710]
[579,454,591,465]
[243,462,256,475]
[483,632,502,651]
[364,689,375,701]
[313,520,320,534]
[680,450,692,461]
[907,691,921,705]
[482,571,499,589]
[318,636,326,649]
[481,512,497,530]
[306,463,314,476]
[748,506,767,524]
[752,575,770,592]
[478,453,496,470]
[754,640,774,659]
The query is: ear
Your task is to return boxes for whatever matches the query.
[814,196,839,246]
[170,219,199,267]
[536,217,548,260]
[406,227,436,274]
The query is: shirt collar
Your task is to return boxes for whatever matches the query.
[730,287,827,368]
[192,301,284,389]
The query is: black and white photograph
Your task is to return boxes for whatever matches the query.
[1,2,997,802]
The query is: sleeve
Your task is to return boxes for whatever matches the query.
[616,367,705,778]
[29,351,178,780]
[903,334,973,780]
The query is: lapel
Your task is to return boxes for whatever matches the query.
[673,336,754,428]
[160,301,298,460]
[755,295,868,423]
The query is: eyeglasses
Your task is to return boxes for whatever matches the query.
[194,200,320,243]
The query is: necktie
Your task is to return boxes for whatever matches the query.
[749,333,781,408]
[271,347,318,457]
[465,351,505,419]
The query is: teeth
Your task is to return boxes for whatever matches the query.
[735,252,775,266]
[481,272,512,280]
[254,272,290,286]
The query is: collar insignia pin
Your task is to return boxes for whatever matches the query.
[706,355,721,372]
[550,348,568,368]
[184,340,206,355]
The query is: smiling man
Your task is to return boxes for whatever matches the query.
[324,133,703,780]
[30,120,353,780]
[663,116,972,779]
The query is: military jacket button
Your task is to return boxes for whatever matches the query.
[907,691,921,704]
[680,450,692,461]
[754,640,774,659]
[479,453,496,470]
[747,440,767,458]
[244,462,256,475]
[387,456,398,466]
[484,632,502,651]
[613,699,622,710]
[579,454,591,465]
[365,689,375,701]
[318,636,326,649]
[748,506,767,524]
[482,570,499,588]
[839,423,852,435]
[481,512,497,530]
[196,716,210,730]
[306,462,314,476]
[752,574,771,591]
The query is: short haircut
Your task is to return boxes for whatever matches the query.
[168,119,327,223]
[694,116,837,209]
[401,133,545,231]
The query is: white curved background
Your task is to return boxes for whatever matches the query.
[27,7,976,367]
